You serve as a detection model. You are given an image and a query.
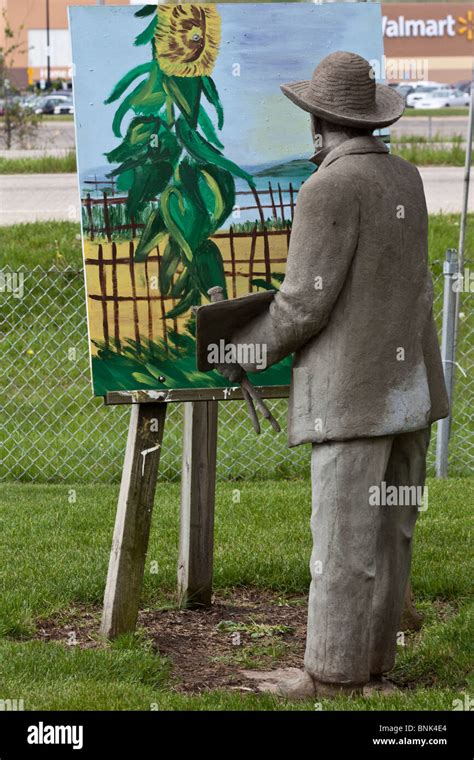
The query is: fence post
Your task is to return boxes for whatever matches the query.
[435,248,459,478]
[103,191,112,243]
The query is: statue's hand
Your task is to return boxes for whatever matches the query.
[217,363,245,384]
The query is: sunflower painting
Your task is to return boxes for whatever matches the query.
[69,3,384,396]
[154,5,222,77]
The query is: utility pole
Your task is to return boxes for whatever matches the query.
[45,0,51,89]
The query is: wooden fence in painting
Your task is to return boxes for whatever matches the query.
[81,181,299,242]
[82,182,298,352]
[85,227,291,353]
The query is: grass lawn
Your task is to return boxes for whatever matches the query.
[0,115,74,123]
[392,142,469,166]
[0,152,76,174]
[0,220,83,268]
[42,115,75,122]
[403,108,469,118]
[1,214,471,270]
[0,478,472,710]
[0,214,472,484]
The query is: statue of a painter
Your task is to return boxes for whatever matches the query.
[198,51,449,697]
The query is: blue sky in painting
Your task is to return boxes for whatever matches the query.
[69,3,383,178]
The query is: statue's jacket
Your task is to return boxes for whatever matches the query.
[232,135,449,447]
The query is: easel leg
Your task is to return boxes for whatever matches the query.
[100,402,167,639]
[178,400,218,608]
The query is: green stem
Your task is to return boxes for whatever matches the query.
[166,97,175,128]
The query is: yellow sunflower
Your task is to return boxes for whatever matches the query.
[154,4,221,78]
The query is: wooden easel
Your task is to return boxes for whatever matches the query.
[100,386,288,639]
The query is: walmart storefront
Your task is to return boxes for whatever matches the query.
[383,3,473,84]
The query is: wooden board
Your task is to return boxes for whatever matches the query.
[105,386,290,405]
[178,401,218,608]
[100,403,167,639]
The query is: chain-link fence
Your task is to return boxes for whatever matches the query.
[0,259,471,483]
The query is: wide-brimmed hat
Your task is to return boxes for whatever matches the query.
[281,51,404,129]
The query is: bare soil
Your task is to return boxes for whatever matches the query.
[35,588,308,692]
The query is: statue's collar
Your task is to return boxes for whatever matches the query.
[311,135,389,170]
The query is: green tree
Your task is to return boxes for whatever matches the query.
[0,10,42,150]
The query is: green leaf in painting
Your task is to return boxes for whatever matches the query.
[177,158,209,218]
[127,160,174,219]
[202,77,224,129]
[165,288,201,320]
[131,372,157,387]
[160,178,211,262]
[159,186,191,260]
[135,209,167,262]
[198,105,224,149]
[176,117,255,188]
[105,62,153,105]
[144,363,165,380]
[134,5,157,18]
[128,118,157,146]
[198,163,235,229]
[149,125,182,166]
[111,81,148,138]
[170,269,190,298]
[132,91,166,117]
[250,279,275,291]
[108,154,145,178]
[105,139,147,165]
[134,15,157,46]
[115,168,135,192]
[163,77,201,128]
[126,165,146,219]
[193,239,228,298]
[158,238,181,295]
[130,64,166,117]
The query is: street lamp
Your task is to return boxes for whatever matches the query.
[45,0,51,89]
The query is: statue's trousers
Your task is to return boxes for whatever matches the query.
[305,427,430,684]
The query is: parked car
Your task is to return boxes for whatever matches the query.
[53,98,74,115]
[20,94,41,110]
[406,84,444,108]
[454,80,472,94]
[415,88,470,109]
[394,84,415,103]
[34,93,70,114]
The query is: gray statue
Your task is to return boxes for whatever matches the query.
[211,51,449,697]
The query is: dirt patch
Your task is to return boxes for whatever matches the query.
[35,589,308,692]
[141,589,308,692]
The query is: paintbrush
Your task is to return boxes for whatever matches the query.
[207,286,281,435]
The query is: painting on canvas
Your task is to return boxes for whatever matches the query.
[69,2,383,396]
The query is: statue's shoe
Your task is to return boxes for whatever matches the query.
[241,667,316,699]
[363,675,399,695]
[314,680,364,697]
[241,668,366,699]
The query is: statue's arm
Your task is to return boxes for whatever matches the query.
[231,174,360,371]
